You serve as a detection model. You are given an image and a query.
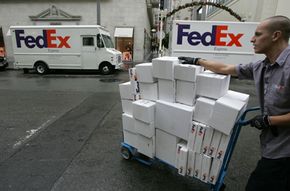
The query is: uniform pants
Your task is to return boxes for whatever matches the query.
[246,157,290,191]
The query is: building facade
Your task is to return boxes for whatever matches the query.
[0,0,155,68]
[205,0,290,22]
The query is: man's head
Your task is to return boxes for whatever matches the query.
[251,15,290,54]
[265,15,290,41]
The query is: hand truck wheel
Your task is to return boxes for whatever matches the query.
[219,183,226,191]
[121,146,132,160]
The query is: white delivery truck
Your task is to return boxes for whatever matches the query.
[170,20,265,64]
[9,25,122,74]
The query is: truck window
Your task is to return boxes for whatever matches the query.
[83,37,94,46]
[102,35,114,48]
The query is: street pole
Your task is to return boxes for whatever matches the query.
[96,0,101,25]
[158,2,163,57]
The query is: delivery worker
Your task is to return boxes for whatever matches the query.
[178,15,290,191]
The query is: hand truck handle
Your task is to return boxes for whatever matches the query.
[238,107,260,126]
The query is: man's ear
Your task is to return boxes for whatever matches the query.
[272,30,282,41]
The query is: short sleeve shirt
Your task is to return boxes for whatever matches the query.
[235,45,290,159]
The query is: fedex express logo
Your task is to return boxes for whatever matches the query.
[15,29,71,48]
[177,24,244,47]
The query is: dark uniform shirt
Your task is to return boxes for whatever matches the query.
[236,45,290,159]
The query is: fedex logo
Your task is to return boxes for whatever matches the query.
[177,24,244,47]
[15,29,71,49]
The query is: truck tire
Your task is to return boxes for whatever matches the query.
[99,63,113,75]
[35,63,48,74]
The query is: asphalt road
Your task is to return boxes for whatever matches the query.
[0,69,261,191]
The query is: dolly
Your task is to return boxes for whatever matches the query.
[121,107,260,191]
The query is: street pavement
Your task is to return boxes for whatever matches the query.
[0,67,261,191]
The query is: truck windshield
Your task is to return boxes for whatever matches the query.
[102,35,114,48]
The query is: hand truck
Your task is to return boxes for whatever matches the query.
[121,107,260,191]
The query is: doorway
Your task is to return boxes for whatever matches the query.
[115,37,134,62]
[114,27,134,62]
[0,27,5,56]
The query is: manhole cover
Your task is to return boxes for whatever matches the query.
[99,78,121,82]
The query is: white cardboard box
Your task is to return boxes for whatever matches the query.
[128,68,140,96]
[176,80,196,106]
[156,129,180,167]
[187,121,198,151]
[129,67,137,81]
[186,150,195,177]
[177,147,188,176]
[133,93,141,101]
[194,153,203,179]
[202,126,214,155]
[122,113,135,133]
[152,56,179,80]
[139,82,158,101]
[121,99,133,115]
[174,64,203,82]
[123,130,138,149]
[209,158,222,185]
[156,100,194,140]
[216,133,231,160]
[137,134,155,158]
[133,99,155,123]
[119,81,133,100]
[196,72,230,99]
[136,63,157,83]
[209,96,246,135]
[175,141,187,167]
[201,154,212,183]
[193,123,206,153]
[193,97,215,125]
[224,90,250,114]
[208,130,222,157]
[134,119,154,138]
[224,90,249,103]
[158,79,175,103]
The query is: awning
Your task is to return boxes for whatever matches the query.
[114,27,134,37]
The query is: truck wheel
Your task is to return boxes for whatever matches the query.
[99,63,113,75]
[35,63,48,74]
[121,146,132,160]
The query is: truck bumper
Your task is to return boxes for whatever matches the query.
[115,62,123,70]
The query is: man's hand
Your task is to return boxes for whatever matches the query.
[249,115,270,130]
[178,57,200,65]
[249,115,278,136]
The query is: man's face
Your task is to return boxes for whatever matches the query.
[251,21,274,54]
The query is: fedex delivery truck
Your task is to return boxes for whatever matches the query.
[171,20,265,64]
[9,25,122,74]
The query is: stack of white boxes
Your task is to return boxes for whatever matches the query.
[119,56,249,185]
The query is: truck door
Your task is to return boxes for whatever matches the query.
[81,36,97,69]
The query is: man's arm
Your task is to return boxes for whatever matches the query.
[269,113,290,127]
[198,59,238,76]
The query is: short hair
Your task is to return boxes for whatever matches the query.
[265,15,290,41]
